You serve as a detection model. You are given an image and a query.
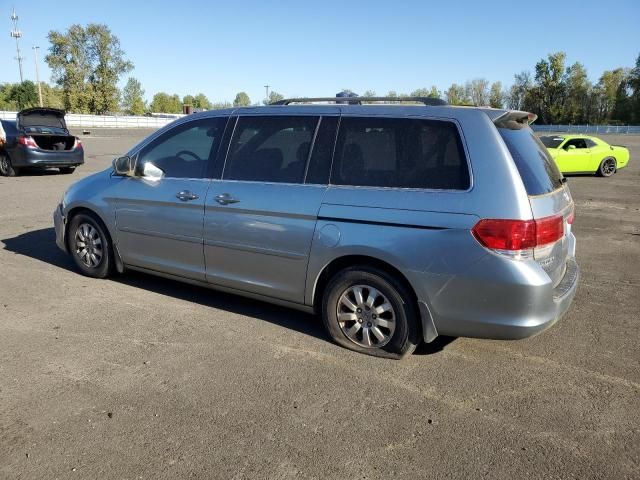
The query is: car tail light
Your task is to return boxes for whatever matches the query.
[567,208,575,225]
[74,137,83,150]
[472,214,564,254]
[18,135,38,148]
[535,215,564,246]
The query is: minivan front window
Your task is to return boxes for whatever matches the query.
[136,117,226,178]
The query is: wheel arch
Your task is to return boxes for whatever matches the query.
[65,206,124,272]
[311,254,419,314]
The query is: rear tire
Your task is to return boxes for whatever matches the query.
[59,167,76,174]
[597,157,616,177]
[321,266,420,359]
[68,212,114,279]
[0,153,19,177]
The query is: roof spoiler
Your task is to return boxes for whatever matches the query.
[493,110,538,129]
[271,97,448,106]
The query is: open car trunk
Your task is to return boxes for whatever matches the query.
[31,135,76,151]
[17,108,76,151]
[18,107,67,130]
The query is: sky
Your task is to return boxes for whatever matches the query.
[1,0,639,104]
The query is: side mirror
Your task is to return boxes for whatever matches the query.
[140,161,164,181]
[566,145,576,150]
[113,156,134,176]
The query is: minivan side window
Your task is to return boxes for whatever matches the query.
[136,117,227,178]
[331,117,470,190]
[223,116,319,183]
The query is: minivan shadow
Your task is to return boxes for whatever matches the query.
[2,227,456,356]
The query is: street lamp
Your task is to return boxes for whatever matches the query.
[33,46,43,107]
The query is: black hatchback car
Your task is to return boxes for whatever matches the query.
[0,108,83,176]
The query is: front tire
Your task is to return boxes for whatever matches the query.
[0,153,19,177]
[68,212,114,279]
[321,266,420,359]
[598,157,617,177]
[59,167,76,174]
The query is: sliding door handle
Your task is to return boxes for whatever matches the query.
[214,193,240,205]
[176,190,199,201]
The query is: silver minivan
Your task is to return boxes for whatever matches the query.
[53,97,579,358]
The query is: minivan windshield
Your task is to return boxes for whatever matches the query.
[540,136,565,148]
[498,128,564,196]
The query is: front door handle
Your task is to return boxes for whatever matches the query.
[214,193,240,205]
[176,190,199,201]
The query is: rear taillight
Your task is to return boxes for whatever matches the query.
[567,209,575,225]
[472,214,564,254]
[535,215,564,246]
[18,135,38,148]
[74,137,83,150]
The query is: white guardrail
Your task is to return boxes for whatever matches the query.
[0,111,186,128]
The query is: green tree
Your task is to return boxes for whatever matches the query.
[533,52,567,123]
[40,83,64,109]
[234,92,251,107]
[593,68,627,123]
[9,81,39,109]
[121,77,146,115]
[150,92,182,113]
[489,81,504,108]
[193,93,211,110]
[445,83,469,105]
[506,71,532,110]
[467,78,490,106]
[46,23,133,114]
[411,87,441,99]
[564,62,591,123]
[0,83,17,110]
[629,53,640,123]
[615,53,640,124]
[210,101,232,110]
[182,94,195,107]
[264,91,284,105]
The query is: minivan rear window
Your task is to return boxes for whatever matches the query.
[332,117,469,190]
[498,128,563,195]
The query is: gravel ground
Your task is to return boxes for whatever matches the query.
[0,129,638,479]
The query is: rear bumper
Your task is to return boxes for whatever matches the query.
[414,256,579,342]
[11,146,84,168]
[53,204,67,253]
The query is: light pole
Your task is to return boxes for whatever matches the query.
[10,7,25,82]
[33,46,43,107]
[264,85,270,103]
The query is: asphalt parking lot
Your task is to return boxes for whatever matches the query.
[1,129,638,479]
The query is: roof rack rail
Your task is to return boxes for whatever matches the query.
[271,97,448,106]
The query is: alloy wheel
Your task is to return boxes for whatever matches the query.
[602,158,616,176]
[0,155,9,175]
[336,285,396,348]
[74,223,104,268]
